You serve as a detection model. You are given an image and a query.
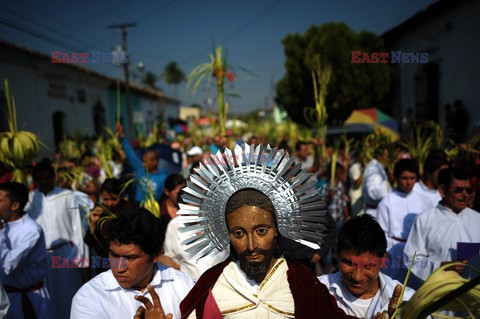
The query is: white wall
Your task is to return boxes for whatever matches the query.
[0,48,110,158]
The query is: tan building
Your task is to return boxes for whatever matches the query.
[179,105,201,123]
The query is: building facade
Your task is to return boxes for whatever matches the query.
[0,40,179,158]
[383,0,480,138]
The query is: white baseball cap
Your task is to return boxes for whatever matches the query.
[187,146,203,156]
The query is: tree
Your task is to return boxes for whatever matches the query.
[141,71,159,91]
[163,61,185,97]
[276,22,391,125]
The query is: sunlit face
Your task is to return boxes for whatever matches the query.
[397,170,417,193]
[165,183,186,205]
[84,181,99,204]
[142,151,158,172]
[109,240,159,291]
[297,145,310,160]
[439,178,472,213]
[33,170,55,194]
[338,250,383,299]
[0,190,16,221]
[226,205,277,283]
[101,191,122,212]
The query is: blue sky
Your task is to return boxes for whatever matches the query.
[0,0,437,114]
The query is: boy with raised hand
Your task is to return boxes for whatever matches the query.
[0,181,50,318]
[318,214,415,318]
[71,208,195,319]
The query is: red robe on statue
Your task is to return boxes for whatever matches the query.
[180,258,358,319]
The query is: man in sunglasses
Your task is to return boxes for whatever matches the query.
[404,167,480,287]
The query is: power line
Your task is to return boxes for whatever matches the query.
[15,0,112,50]
[0,5,101,52]
[62,0,133,29]
[180,0,285,64]
[0,17,83,52]
[137,0,178,22]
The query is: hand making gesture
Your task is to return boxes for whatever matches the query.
[133,284,173,319]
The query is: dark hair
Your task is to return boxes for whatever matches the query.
[295,141,308,152]
[164,174,186,192]
[0,182,29,211]
[336,214,387,258]
[225,188,275,217]
[438,167,470,191]
[100,178,123,195]
[225,188,281,260]
[424,150,449,175]
[190,161,201,175]
[108,208,165,257]
[161,174,186,201]
[394,158,418,179]
[32,162,55,178]
[326,161,345,179]
[144,149,159,161]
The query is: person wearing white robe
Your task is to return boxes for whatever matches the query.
[412,181,441,208]
[404,167,480,283]
[0,182,50,318]
[25,163,91,319]
[362,154,391,217]
[412,150,449,209]
[376,159,431,281]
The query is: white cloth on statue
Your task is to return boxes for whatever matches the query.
[0,214,50,319]
[188,258,295,319]
[403,203,480,282]
[376,189,431,280]
[318,271,415,318]
[362,159,391,216]
[71,263,195,319]
[25,187,91,319]
[0,281,9,318]
[163,218,229,279]
[412,181,441,209]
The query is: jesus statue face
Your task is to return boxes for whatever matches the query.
[226,205,278,284]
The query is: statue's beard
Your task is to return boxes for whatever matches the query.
[237,247,275,284]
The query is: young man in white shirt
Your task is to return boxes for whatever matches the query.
[25,162,91,319]
[0,181,50,318]
[71,207,195,319]
[376,159,431,281]
[412,150,449,208]
[318,214,415,318]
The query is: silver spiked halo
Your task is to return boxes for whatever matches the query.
[176,143,328,260]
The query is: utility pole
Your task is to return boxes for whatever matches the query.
[108,22,136,136]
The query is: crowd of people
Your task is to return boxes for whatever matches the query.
[0,120,479,319]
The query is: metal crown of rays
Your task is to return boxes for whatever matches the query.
[176,144,328,260]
